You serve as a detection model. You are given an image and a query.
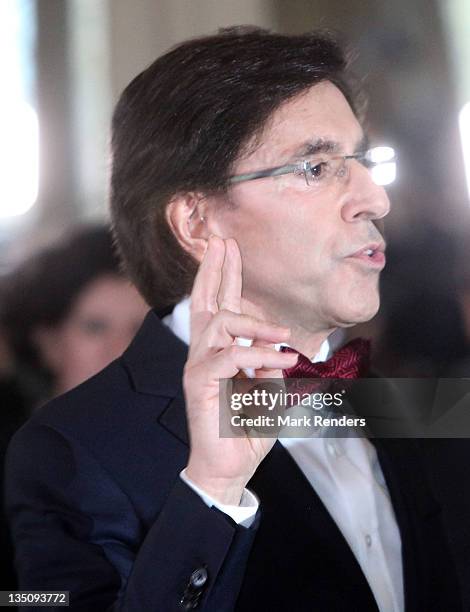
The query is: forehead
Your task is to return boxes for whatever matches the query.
[72,275,144,313]
[237,81,364,170]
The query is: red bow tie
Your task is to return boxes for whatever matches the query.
[282,338,370,380]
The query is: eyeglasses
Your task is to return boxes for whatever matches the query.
[229,146,396,188]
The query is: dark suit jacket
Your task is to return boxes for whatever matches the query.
[1,377,30,592]
[4,311,463,611]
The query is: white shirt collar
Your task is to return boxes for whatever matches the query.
[161,296,192,346]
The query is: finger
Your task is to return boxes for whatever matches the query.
[218,344,298,377]
[218,238,242,313]
[251,339,274,349]
[251,339,285,379]
[190,345,298,383]
[191,311,290,358]
[190,235,225,339]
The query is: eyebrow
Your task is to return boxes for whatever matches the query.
[288,133,370,162]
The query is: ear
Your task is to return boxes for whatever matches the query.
[32,326,63,374]
[165,192,212,263]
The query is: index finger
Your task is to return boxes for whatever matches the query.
[190,235,225,338]
[217,238,242,314]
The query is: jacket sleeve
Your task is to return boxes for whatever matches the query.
[5,421,259,612]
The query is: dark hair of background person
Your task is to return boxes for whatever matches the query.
[0,225,124,389]
[110,26,363,311]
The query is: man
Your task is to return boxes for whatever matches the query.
[5,27,461,611]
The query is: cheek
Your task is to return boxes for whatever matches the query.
[217,187,338,282]
[271,188,337,259]
[60,330,104,375]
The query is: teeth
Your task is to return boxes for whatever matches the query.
[364,249,374,256]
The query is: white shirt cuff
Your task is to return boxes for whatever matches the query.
[180,469,259,528]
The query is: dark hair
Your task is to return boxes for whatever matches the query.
[0,225,123,375]
[110,26,361,310]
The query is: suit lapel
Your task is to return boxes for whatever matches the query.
[123,310,188,394]
[122,310,189,445]
[158,394,189,445]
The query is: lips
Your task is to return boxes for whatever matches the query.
[346,242,386,269]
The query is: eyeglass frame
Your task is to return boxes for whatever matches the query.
[228,148,396,187]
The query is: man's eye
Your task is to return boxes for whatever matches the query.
[308,161,329,181]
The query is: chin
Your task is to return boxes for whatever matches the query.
[333,294,380,327]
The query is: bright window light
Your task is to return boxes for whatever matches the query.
[0,0,38,219]
[459,102,470,200]
[368,146,395,164]
[371,162,397,187]
[0,101,38,217]
[368,146,397,186]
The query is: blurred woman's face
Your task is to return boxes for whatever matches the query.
[37,275,149,395]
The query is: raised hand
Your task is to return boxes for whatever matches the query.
[184,235,298,505]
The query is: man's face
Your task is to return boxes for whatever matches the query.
[209,81,390,333]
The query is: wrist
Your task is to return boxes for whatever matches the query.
[184,466,247,506]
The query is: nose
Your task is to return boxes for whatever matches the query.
[340,161,391,223]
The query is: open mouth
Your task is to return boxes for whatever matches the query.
[347,244,386,268]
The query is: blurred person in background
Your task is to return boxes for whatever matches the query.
[0,224,148,592]
[0,224,149,405]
